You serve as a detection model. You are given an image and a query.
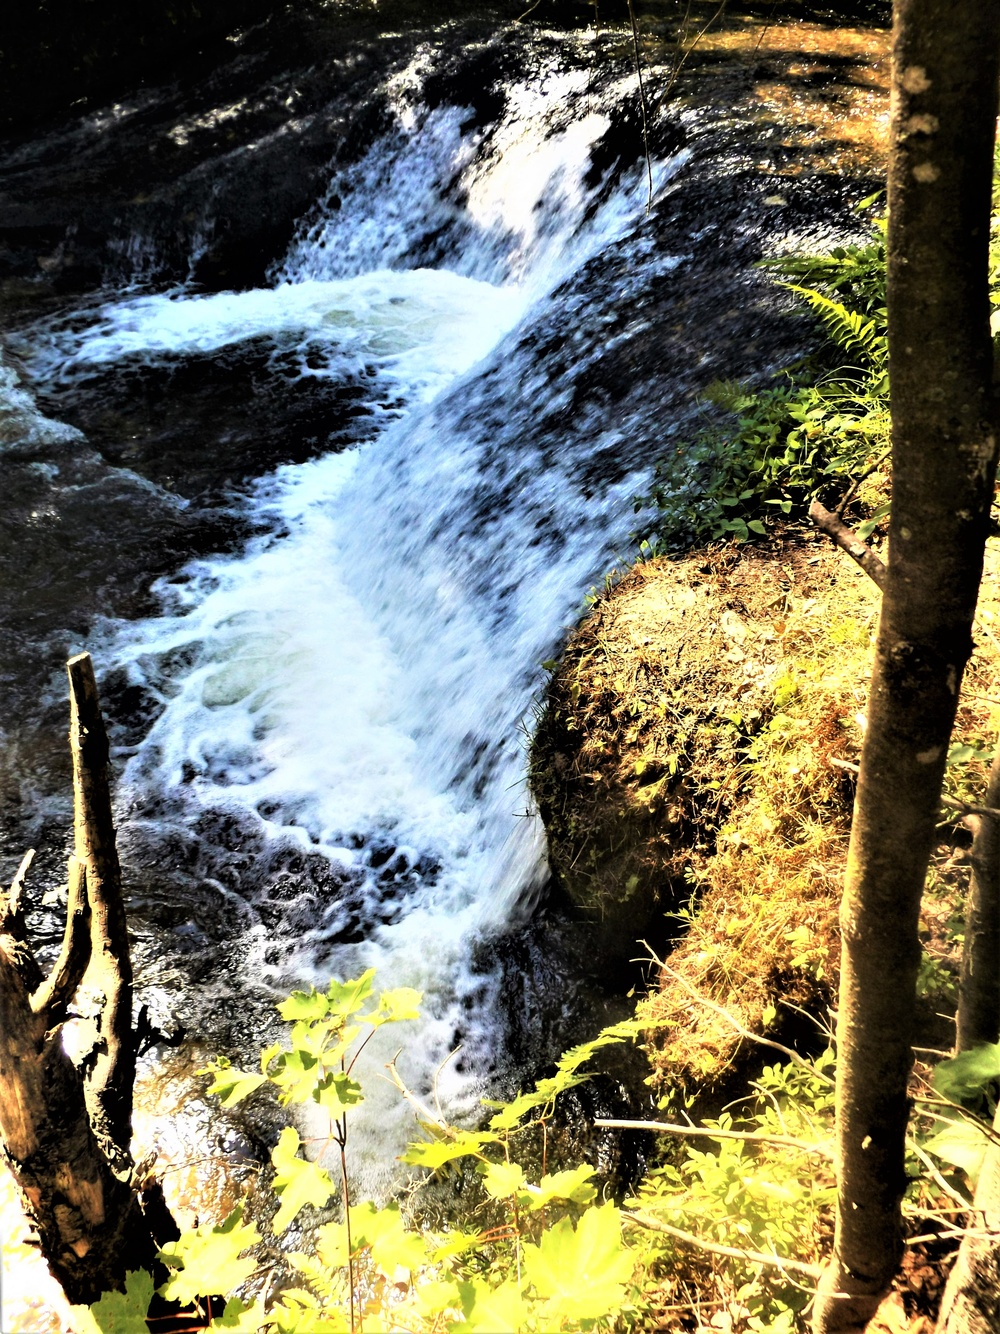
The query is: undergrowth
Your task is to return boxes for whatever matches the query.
[634,208,891,549]
[77,973,999,1334]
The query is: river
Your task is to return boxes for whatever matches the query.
[0,2,885,1324]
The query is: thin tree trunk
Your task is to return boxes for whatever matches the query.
[0,654,162,1304]
[813,4,1000,1330]
[956,747,1000,1053]
[935,750,1000,1327]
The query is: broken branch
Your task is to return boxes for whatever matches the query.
[68,651,134,1161]
[31,855,92,1023]
[808,499,887,590]
[593,1117,832,1156]
[622,1210,824,1280]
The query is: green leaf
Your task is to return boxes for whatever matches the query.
[158,1209,261,1307]
[201,1059,269,1109]
[923,1118,991,1186]
[363,986,422,1026]
[401,1127,498,1169]
[277,988,330,1022]
[457,1279,528,1333]
[308,1218,352,1272]
[412,1279,464,1318]
[523,1202,633,1322]
[208,1298,272,1332]
[521,1165,598,1211]
[326,969,377,1017]
[271,1126,336,1233]
[267,1048,322,1105]
[75,1269,154,1334]
[932,1043,1000,1103]
[429,1230,484,1262]
[351,1200,430,1274]
[272,1289,351,1333]
[947,742,994,765]
[482,1161,526,1200]
[313,1071,363,1115]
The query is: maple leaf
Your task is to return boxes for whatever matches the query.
[74,1269,154,1334]
[158,1208,261,1306]
[482,1161,526,1200]
[521,1165,598,1211]
[271,1126,336,1233]
[523,1202,633,1323]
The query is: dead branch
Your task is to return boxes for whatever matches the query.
[830,756,1000,821]
[641,944,834,1085]
[6,847,35,919]
[31,855,92,1023]
[622,1209,824,1280]
[808,500,887,590]
[68,651,134,1161]
[593,1117,832,1156]
[0,847,43,992]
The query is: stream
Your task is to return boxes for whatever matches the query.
[0,2,884,1312]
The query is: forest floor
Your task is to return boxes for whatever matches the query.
[530,525,1000,1330]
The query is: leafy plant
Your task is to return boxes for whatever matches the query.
[78,977,645,1334]
[633,225,892,548]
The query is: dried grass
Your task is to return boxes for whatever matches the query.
[532,528,1000,1100]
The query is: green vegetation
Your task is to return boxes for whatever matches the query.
[635,215,890,548]
[76,972,999,1334]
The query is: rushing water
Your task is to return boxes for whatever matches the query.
[0,10,873,1215]
[3,44,692,1189]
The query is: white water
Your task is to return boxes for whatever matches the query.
[23,59,687,1188]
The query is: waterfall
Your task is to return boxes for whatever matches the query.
[12,47,689,1189]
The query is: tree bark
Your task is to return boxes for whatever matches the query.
[956,747,1000,1053]
[68,651,135,1169]
[0,653,163,1304]
[812,4,1000,1331]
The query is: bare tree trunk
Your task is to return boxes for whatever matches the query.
[956,748,1000,1053]
[0,654,162,1304]
[812,3,1000,1331]
[934,752,1000,1328]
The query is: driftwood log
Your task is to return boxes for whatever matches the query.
[0,654,167,1304]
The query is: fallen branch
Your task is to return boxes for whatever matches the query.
[808,499,887,590]
[593,1117,832,1157]
[622,1210,824,1280]
[641,944,834,1085]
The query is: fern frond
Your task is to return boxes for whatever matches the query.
[782,283,887,367]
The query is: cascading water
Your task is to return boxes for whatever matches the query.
[7,48,690,1187]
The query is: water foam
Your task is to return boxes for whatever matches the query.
[26,58,686,1183]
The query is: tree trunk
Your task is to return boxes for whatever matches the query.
[812,3,1000,1331]
[0,654,162,1304]
[956,747,1000,1053]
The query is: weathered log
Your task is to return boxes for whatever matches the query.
[0,652,165,1305]
[67,651,135,1166]
[0,946,155,1303]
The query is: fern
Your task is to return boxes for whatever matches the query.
[781,283,887,369]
